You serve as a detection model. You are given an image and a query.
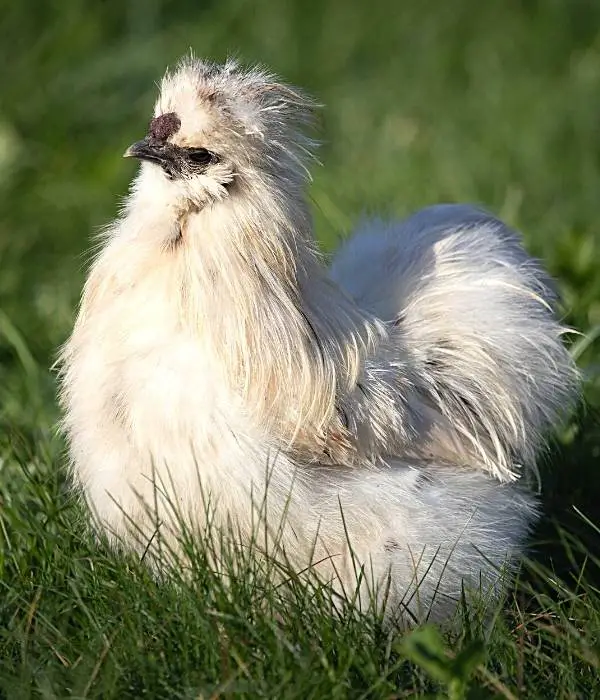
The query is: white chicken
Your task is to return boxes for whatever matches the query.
[59,56,579,622]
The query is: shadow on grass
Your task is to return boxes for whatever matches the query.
[527,406,600,585]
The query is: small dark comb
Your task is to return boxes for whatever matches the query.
[148,112,181,142]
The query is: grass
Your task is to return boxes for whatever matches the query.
[1,0,600,696]
[1,447,599,698]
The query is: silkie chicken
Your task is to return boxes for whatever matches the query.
[59,56,579,623]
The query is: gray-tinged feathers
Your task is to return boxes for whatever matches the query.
[331,204,579,483]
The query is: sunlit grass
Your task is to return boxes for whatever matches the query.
[0,430,599,697]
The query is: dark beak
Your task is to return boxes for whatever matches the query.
[123,138,182,178]
[124,138,176,166]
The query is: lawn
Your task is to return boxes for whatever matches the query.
[1,0,599,697]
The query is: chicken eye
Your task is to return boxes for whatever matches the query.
[186,148,216,166]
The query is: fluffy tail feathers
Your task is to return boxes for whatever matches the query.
[330,204,580,482]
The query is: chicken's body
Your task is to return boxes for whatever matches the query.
[59,58,578,622]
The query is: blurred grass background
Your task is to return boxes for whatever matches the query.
[1,0,600,695]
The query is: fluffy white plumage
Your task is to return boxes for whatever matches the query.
[58,56,579,622]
